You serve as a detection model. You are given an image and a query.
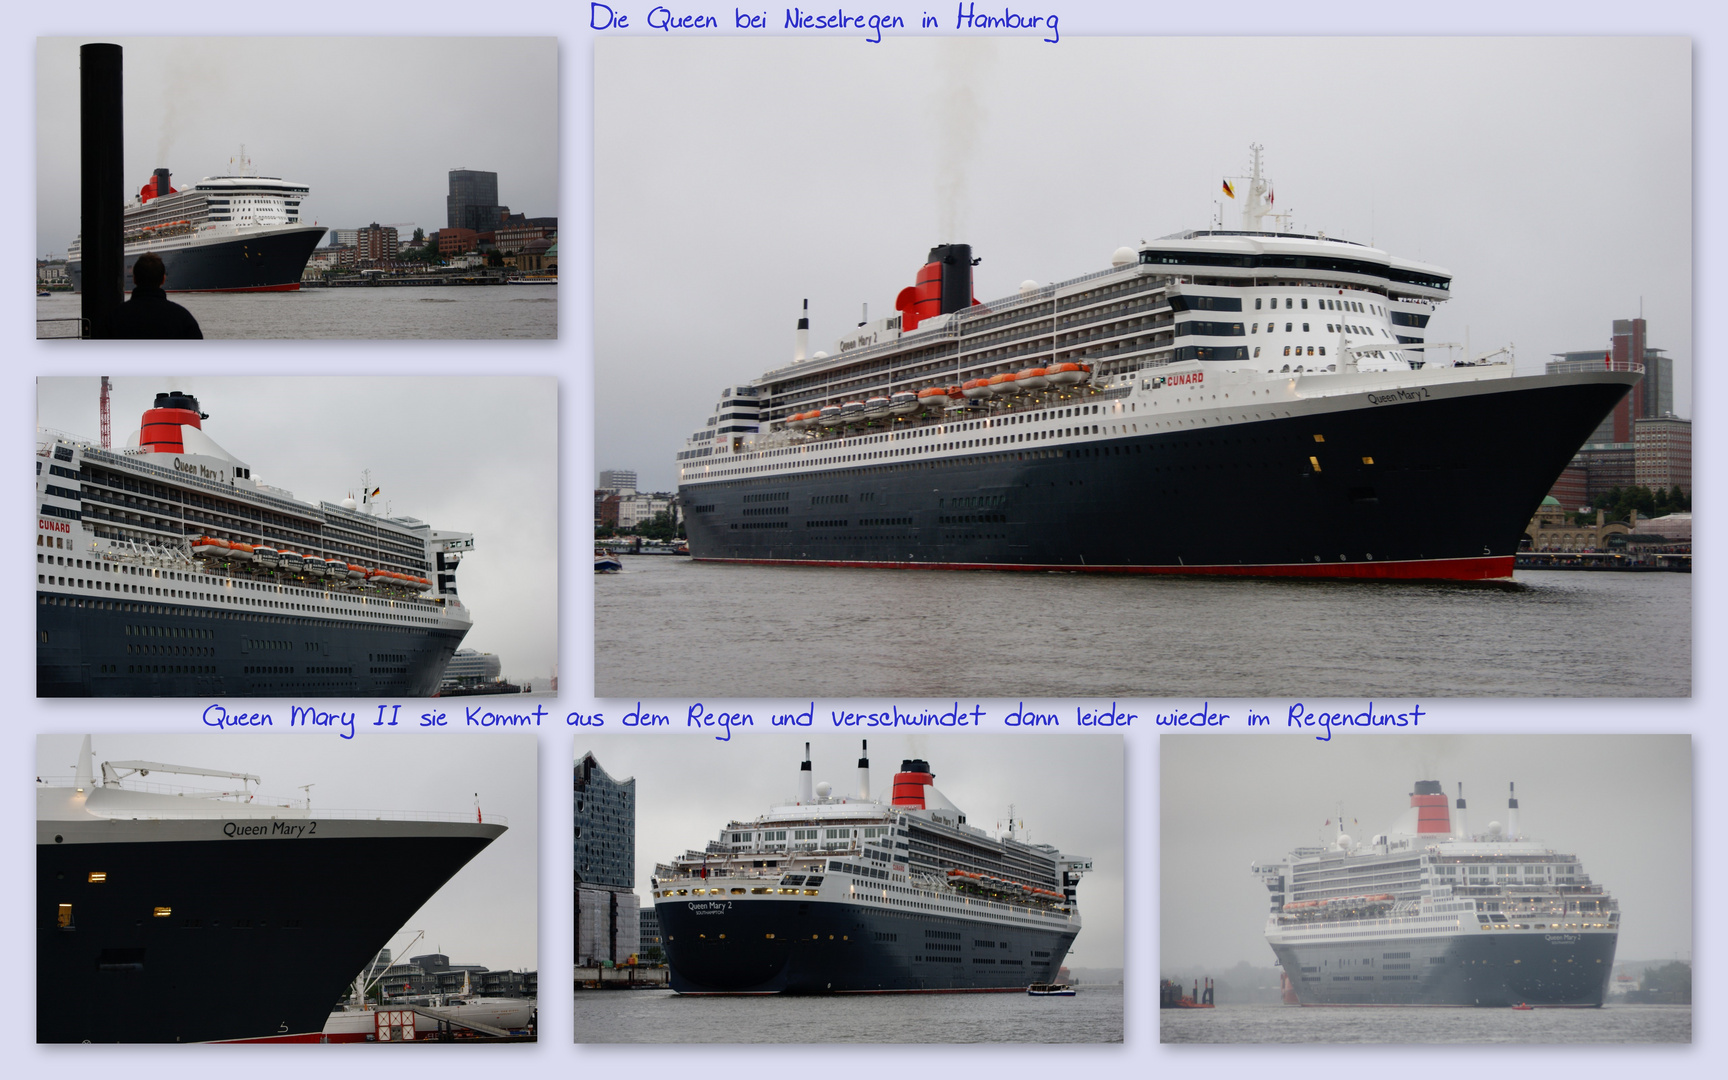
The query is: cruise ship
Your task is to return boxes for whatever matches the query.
[37,737,507,1042]
[651,743,1092,994]
[1251,780,1619,1007]
[675,148,1639,581]
[36,389,475,696]
[68,160,326,293]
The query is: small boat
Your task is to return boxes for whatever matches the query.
[1510,1002,1534,1011]
[595,550,623,573]
[889,391,919,415]
[1028,983,1076,997]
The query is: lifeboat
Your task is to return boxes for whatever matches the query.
[961,378,992,400]
[818,405,843,427]
[346,563,367,581]
[863,396,892,419]
[1045,361,1091,386]
[944,386,966,407]
[189,537,228,558]
[840,400,866,420]
[323,558,348,576]
[1017,366,1050,390]
[252,547,280,568]
[889,391,919,415]
[985,372,1019,396]
[277,551,305,572]
[917,387,950,411]
[302,558,327,577]
[228,543,256,563]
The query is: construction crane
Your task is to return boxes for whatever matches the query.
[99,375,111,449]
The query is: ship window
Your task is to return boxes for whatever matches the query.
[1301,299,1309,309]
[58,904,73,928]
[1283,347,1291,356]
[1303,323,1310,332]
[87,872,107,883]
[1255,298,1263,309]
[1285,323,1292,332]
[153,906,172,918]
[1285,299,1293,309]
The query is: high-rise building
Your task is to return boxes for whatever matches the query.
[1549,317,1678,446]
[575,752,640,966]
[356,222,399,262]
[598,469,637,494]
[448,169,503,233]
[1634,415,1691,494]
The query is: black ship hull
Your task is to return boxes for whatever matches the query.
[681,373,1633,581]
[37,591,467,697]
[38,827,501,1042]
[657,898,1076,994]
[1271,930,1618,1007]
[69,226,326,293]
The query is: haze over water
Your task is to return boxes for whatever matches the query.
[1161,1002,1688,1044]
[596,561,1690,698]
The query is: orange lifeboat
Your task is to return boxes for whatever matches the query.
[189,536,229,558]
[917,387,951,410]
[961,378,992,400]
[1045,361,1091,386]
[346,563,367,582]
[228,543,257,562]
[985,372,1019,396]
[1017,366,1050,390]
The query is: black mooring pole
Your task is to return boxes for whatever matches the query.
[80,43,124,339]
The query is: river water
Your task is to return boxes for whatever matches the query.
[35,285,557,339]
[1160,1001,1688,1043]
[595,560,1689,698]
[574,983,1123,1043]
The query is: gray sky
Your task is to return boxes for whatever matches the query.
[596,36,1691,491]
[37,732,538,970]
[580,733,1125,970]
[37,376,559,684]
[1161,735,1692,970]
[35,37,559,258]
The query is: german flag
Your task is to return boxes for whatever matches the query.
[1222,179,1236,199]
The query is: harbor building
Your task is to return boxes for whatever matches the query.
[575,752,641,966]
[638,907,663,957]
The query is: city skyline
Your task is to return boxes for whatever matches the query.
[35,38,557,260]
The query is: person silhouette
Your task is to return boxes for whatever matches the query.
[105,252,203,339]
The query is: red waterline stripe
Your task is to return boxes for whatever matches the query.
[694,555,1515,582]
[168,282,302,293]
